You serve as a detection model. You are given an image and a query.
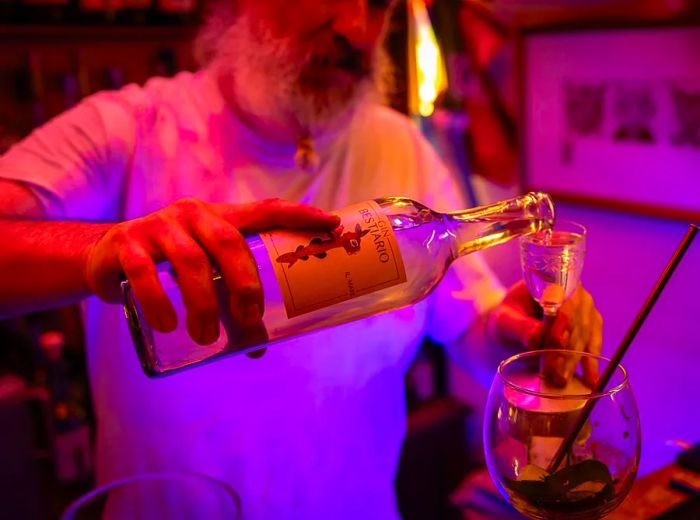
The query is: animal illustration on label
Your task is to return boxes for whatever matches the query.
[276,224,370,267]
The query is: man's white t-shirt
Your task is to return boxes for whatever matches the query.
[0,70,503,519]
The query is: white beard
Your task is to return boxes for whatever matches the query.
[208,13,381,138]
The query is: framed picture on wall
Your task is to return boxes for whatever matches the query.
[518,21,700,221]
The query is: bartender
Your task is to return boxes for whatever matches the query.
[0,0,602,517]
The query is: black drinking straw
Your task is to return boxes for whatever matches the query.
[547,224,699,473]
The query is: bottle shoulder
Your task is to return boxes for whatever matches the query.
[375,196,445,233]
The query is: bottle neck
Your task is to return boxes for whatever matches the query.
[445,192,555,258]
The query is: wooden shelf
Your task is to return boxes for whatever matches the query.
[0,21,198,139]
[0,23,198,41]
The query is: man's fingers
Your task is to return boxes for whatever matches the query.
[546,312,570,348]
[214,199,340,233]
[583,311,603,387]
[543,353,570,388]
[246,347,267,359]
[119,243,177,333]
[561,334,584,384]
[582,356,599,388]
[190,208,264,328]
[493,281,604,390]
[586,309,603,356]
[157,226,220,345]
[502,280,542,316]
[489,306,544,349]
[90,198,340,350]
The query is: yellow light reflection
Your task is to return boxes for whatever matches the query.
[408,0,448,117]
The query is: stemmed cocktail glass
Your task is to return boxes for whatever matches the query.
[483,350,640,519]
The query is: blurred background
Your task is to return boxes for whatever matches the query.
[0,0,699,518]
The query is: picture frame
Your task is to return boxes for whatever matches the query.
[517,21,700,221]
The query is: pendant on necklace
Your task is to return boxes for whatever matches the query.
[294,134,319,173]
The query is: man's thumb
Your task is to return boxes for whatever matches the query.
[490,306,544,349]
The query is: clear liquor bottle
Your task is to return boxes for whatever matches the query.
[123,192,554,376]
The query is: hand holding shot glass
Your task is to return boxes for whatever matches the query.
[520,220,595,387]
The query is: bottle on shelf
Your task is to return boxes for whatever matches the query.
[152,47,177,77]
[152,0,197,25]
[61,50,90,111]
[103,65,125,90]
[13,51,46,132]
[15,0,71,24]
[0,0,14,23]
[78,0,118,24]
[116,0,149,24]
[38,330,93,482]
[123,192,555,376]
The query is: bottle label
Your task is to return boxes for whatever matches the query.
[260,200,407,318]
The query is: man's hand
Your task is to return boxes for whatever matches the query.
[488,280,603,387]
[84,197,340,346]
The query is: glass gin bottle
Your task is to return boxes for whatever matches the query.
[123,192,554,375]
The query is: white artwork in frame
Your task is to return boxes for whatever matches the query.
[520,24,700,220]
